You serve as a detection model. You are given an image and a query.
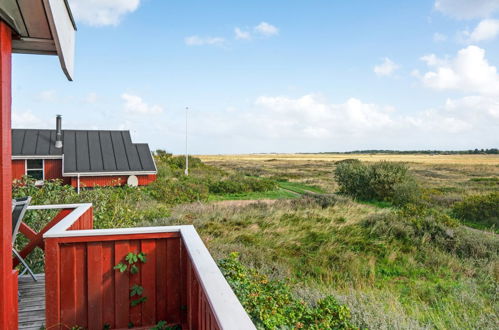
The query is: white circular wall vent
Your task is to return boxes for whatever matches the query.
[127,175,139,187]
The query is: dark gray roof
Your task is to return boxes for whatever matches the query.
[12,129,156,175]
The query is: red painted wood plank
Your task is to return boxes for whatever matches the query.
[0,21,13,329]
[129,240,142,327]
[18,222,37,242]
[56,232,180,244]
[141,239,156,325]
[44,238,61,328]
[114,240,130,328]
[102,241,115,328]
[87,242,104,329]
[60,245,76,327]
[14,208,73,266]
[9,270,18,330]
[155,239,168,322]
[180,242,188,325]
[11,159,25,180]
[190,265,199,330]
[74,243,88,328]
[200,291,206,330]
[166,238,181,324]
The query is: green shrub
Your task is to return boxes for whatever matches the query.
[208,176,277,194]
[147,177,209,205]
[392,179,422,207]
[154,151,204,171]
[363,206,498,260]
[219,252,356,329]
[334,161,419,205]
[334,161,371,200]
[452,192,499,228]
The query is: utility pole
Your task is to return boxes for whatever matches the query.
[185,106,189,176]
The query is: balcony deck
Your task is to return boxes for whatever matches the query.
[18,274,45,330]
[14,203,255,330]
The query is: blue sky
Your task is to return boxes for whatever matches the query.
[12,0,499,154]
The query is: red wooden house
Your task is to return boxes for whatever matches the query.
[12,116,157,188]
[0,1,254,329]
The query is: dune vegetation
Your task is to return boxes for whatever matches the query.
[14,152,499,329]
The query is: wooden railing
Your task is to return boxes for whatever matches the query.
[13,203,93,267]
[32,203,254,330]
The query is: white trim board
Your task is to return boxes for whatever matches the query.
[62,171,157,177]
[13,155,63,160]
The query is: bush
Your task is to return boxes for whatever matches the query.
[154,150,205,171]
[147,177,209,205]
[291,193,350,209]
[208,176,277,194]
[219,252,356,329]
[334,161,419,205]
[452,192,499,227]
[392,179,422,207]
[362,206,498,260]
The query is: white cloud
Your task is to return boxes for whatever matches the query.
[461,19,499,42]
[12,110,51,129]
[418,45,499,95]
[84,92,98,104]
[184,35,225,46]
[36,90,57,102]
[122,93,164,114]
[435,0,499,19]
[373,58,399,76]
[254,22,279,37]
[69,0,140,26]
[433,32,447,42]
[183,93,498,152]
[234,28,251,40]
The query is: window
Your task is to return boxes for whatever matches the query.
[26,159,44,181]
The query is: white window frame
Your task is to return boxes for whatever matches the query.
[25,159,45,184]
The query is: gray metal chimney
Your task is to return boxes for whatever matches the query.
[55,115,63,148]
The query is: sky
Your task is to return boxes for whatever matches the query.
[11,0,499,154]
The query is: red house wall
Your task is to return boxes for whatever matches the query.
[44,159,71,185]
[71,174,157,188]
[12,159,25,180]
[12,158,155,187]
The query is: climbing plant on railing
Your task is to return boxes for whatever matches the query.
[114,252,148,307]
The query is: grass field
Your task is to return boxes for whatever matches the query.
[16,153,498,329]
[199,153,499,165]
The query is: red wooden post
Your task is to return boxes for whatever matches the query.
[45,238,61,329]
[0,20,17,330]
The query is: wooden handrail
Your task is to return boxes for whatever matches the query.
[13,204,93,267]
[35,203,255,330]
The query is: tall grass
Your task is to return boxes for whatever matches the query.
[142,197,499,329]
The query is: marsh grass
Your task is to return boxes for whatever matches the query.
[141,197,499,329]
[14,154,499,328]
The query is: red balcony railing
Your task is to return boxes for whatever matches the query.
[19,203,255,330]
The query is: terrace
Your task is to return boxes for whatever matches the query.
[16,203,255,330]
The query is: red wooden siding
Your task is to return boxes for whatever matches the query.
[71,174,156,188]
[44,159,71,184]
[12,159,25,180]
[45,233,186,329]
[11,158,156,186]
